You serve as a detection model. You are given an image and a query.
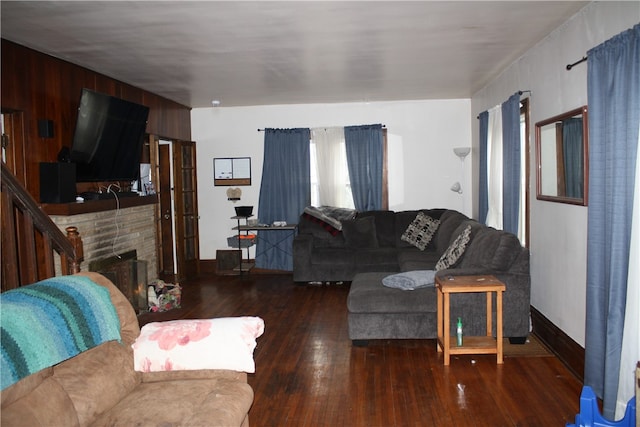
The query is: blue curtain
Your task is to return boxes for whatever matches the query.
[256,128,311,271]
[501,93,521,235]
[585,23,640,420]
[344,124,383,211]
[478,111,489,224]
[562,118,584,198]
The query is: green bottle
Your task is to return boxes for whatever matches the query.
[456,317,463,346]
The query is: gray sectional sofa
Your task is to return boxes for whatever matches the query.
[293,209,531,342]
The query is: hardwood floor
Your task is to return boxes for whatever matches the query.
[138,274,583,427]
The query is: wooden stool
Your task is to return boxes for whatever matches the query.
[436,275,505,365]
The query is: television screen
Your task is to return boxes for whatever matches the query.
[70,88,150,182]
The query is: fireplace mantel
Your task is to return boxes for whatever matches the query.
[41,194,157,215]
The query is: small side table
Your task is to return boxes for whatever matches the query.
[435,274,506,365]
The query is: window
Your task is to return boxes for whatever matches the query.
[309,127,388,209]
[309,138,354,209]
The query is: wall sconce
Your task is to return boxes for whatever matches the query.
[450,182,462,194]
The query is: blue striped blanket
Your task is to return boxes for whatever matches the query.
[1,275,121,390]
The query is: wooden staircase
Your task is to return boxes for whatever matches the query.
[1,162,83,291]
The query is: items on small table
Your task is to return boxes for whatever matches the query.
[435,274,505,365]
[230,214,297,275]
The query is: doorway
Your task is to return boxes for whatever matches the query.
[156,139,176,280]
[1,111,26,183]
[151,136,200,283]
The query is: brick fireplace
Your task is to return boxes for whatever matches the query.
[47,201,158,285]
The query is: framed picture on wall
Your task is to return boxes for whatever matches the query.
[214,157,251,186]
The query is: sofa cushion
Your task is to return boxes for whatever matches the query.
[490,233,523,270]
[354,248,399,270]
[357,210,397,247]
[93,377,254,427]
[0,375,80,427]
[133,317,264,373]
[397,247,441,271]
[433,210,469,253]
[382,270,436,290]
[401,212,440,250]
[342,216,378,248]
[459,227,523,271]
[435,224,472,270]
[312,248,355,265]
[347,272,436,314]
[53,341,140,427]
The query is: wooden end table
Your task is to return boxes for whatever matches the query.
[435,274,506,365]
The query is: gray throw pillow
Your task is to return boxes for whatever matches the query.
[342,216,378,248]
[435,225,472,271]
[382,270,436,290]
[401,212,440,250]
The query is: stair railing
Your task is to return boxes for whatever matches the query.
[1,162,83,291]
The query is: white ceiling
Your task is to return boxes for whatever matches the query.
[1,1,588,108]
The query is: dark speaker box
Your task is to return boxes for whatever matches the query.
[38,119,54,138]
[39,162,76,203]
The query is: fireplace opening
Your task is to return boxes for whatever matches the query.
[89,250,148,314]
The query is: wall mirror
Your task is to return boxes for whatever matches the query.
[535,106,588,206]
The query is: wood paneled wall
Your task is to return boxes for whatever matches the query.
[1,39,191,199]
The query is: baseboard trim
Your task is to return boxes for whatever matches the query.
[199,259,293,276]
[531,306,584,382]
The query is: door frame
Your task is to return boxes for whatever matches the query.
[149,135,200,282]
[150,135,178,281]
[172,140,200,280]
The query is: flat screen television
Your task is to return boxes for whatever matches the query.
[70,88,150,182]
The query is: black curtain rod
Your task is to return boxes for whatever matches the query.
[566,55,588,70]
[258,125,386,132]
[475,90,531,118]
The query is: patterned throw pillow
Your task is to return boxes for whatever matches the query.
[435,225,472,271]
[401,212,440,251]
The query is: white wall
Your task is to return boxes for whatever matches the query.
[471,1,640,346]
[191,99,471,260]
